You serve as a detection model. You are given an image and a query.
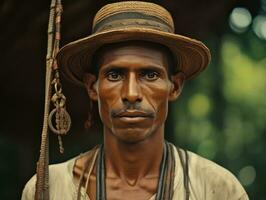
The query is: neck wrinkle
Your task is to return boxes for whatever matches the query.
[103,126,165,183]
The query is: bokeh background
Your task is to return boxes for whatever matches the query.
[0,0,265,199]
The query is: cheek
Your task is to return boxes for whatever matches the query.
[142,80,170,114]
[97,80,121,120]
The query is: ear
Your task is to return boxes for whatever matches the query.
[83,73,98,101]
[168,72,185,101]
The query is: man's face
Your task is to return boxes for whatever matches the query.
[85,42,182,143]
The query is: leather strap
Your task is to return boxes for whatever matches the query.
[177,148,190,200]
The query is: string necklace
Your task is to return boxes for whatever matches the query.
[95,142,173,200]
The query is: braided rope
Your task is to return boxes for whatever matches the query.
[35,0,63,199]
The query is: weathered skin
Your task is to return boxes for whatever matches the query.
[74,41,185,200]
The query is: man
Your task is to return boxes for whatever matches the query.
[22,1,249,200]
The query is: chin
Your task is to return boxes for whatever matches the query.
[111,127,154,144]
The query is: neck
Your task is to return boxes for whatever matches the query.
[103,126,165,185]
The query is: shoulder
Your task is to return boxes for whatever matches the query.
[21,146,100,200]
[21,155,78,200]
[21,172,36,200]
[177,148,249,199]
[187,150,240,186]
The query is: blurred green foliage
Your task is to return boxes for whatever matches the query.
[171,29,266,199]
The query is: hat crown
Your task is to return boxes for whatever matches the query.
[92,1,175,34]
[57,1,211,87]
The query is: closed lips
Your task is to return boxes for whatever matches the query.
[114,111,154,118]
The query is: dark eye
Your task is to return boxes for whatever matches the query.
[142,71,159,81]
[107,70,122,81]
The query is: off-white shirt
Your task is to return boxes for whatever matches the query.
[22,146,249,200]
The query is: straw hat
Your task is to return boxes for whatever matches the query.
[57,1,211,86]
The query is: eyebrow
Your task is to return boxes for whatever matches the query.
[100,64,167,74]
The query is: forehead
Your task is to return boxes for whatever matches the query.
[94,41,171,71]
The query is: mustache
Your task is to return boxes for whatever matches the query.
[111,102,154,118]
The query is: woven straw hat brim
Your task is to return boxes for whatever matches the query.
[57,27,211,87]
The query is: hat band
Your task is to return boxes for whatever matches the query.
[92,11,174,34]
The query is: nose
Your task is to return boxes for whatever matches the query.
[121,72,142,104]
